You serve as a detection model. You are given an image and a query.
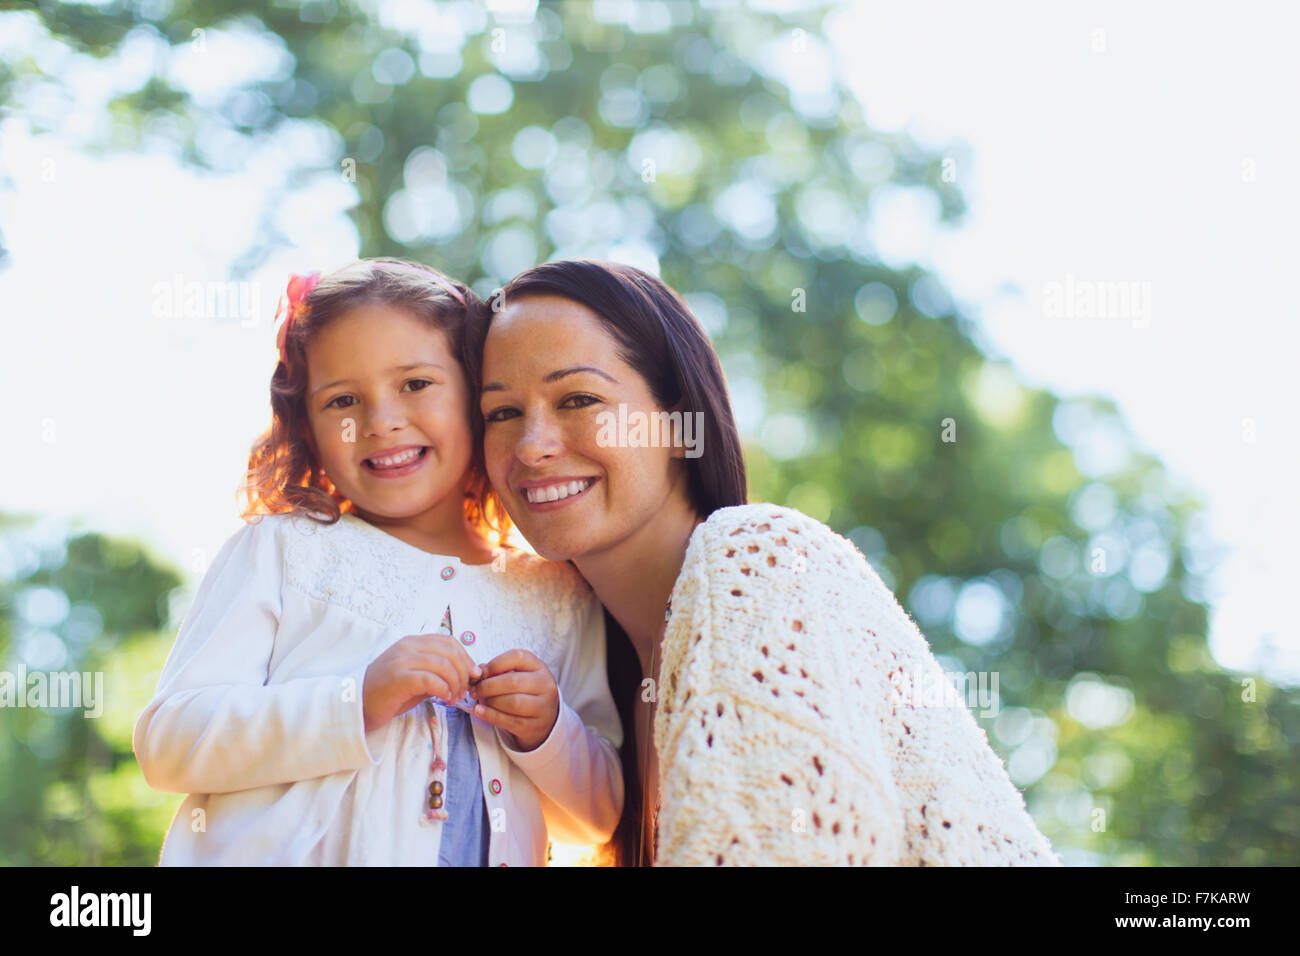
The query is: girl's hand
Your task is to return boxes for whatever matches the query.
[469,649,560,752]
[362,634,482,734]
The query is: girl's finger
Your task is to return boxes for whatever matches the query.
[472,672,535,699]
[478,649,541,679]
[477,692,537,717]
[433,640,473,694]
[447,640,479,684]
[408,670,452,704]
[471,702,526,736]
[410,656,465,701]
[411,636,476,689]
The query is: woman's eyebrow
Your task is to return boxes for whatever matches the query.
[481,365,619,393]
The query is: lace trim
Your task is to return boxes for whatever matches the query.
[278,513,592,666]
[474,550,590,665]
[281,513,458,627]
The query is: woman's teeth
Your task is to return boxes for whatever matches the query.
[367,447,424,469]
[525,478,594,503]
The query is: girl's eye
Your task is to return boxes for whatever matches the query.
[561,394,601,410]
[326,379,432,410]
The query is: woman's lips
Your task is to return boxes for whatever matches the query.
[363,446,429,478]
[521,477,597,511]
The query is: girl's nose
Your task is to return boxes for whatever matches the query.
[362,399,407,437]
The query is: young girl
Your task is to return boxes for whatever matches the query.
[133,258,623,866]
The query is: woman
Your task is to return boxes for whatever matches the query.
[466,258,1061,866]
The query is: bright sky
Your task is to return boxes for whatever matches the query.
[1,1,1295,685]
[824,1,1299,684]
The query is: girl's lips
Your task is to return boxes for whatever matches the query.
[363,446,429,479]
[522,477,598,512]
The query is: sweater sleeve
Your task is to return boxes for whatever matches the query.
[841,537,1064,867]
[132,516,388,795]
[656,504,1061,866]
[652,507,906,865]
[495,585,625,845]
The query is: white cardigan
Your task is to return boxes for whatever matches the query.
[654,503,1061,866]
[133,512,623,866]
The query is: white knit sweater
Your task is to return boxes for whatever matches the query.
[653,503,1061,866]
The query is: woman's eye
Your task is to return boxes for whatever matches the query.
[561,394,601,410]
[404,379,433,392]
[326,395,356,410]
[483,406,519,423]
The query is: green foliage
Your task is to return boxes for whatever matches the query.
[2,0,1295,865]
[0,513,183,864]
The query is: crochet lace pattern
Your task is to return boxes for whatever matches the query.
[653,503,1062,866]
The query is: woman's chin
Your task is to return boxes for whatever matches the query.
[526,536,583,563]
[512,524,590,564]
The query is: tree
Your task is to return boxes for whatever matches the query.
[2,0,1294,865]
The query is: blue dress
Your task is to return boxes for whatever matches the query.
[435,703,491,867]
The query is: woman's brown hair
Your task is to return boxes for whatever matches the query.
[466,258,749,865]
[240,257,512,545]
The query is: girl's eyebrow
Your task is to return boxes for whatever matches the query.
[481,365,618,393]
[312,362,445,398]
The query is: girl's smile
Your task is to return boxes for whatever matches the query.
[304,302,477,538]
[362,443,430,478]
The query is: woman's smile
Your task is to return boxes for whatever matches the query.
[480,294,687,562]
[518,475,599,510]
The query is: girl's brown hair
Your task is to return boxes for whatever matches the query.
[239,257,512,545]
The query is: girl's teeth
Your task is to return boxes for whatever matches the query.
[370,448,421,468]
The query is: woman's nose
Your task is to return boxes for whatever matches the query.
[515,412,565,466]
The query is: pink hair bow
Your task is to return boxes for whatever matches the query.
[274,271,321,369]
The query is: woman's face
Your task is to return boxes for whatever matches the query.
[304,302,474,523]
[480,294,688,562]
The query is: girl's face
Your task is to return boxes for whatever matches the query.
[304,302,474,524]
[479,294,688,561]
